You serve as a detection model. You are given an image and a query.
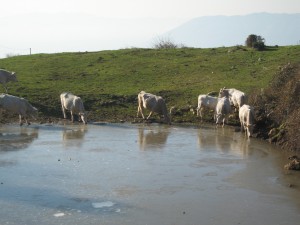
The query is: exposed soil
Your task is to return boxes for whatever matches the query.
[249,63,300,151]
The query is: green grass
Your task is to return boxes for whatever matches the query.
[1,45,300,122]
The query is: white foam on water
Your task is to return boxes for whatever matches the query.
[92,201,115,209]
[53,212,65,217]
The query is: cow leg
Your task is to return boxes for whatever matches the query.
[71,111,74,123]
[245,126,252,138]
[240,123,244,132]
[146,111,153,120]
[137,105,145,119]
[136,105,140,117]
[198,107,203,120]
[61,106,67,119]
[196,107,200,117]
[24,116,30,125]
[225,114,229,125]
[2,84,8,93]
[19,115,23,126]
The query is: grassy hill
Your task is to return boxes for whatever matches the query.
[0,45,300,123]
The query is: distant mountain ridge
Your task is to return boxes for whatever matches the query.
[166,13,300,48]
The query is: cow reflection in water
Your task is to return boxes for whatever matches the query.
[198,127,250,157]
[0,127,38,151]
[230,131,251,157]
[138,126,169,150]
[62,127,87,148]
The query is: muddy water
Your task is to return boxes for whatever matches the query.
[0,123,299,225]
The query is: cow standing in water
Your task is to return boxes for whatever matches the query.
[137,91,171,124]
[60,92,88,124]
[239,104,255,138]
[196,94,220,120]
[215,97,231,127]
[0,94,38,126]
[0,69,18,93]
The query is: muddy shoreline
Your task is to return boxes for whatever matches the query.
[0,110,297,154]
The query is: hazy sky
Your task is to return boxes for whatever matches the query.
[2,0,299,18]
[0,0,299,58]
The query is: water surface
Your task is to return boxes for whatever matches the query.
[0,123,299,225]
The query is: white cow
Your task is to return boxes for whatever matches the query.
[215,97,231,127]
[137,91,171,124]
[218,87,246,111]
[0,69,18,93]
[239,104,255,138]
[60,92,88,124]
[0,94,38,126]
[197,94,220,119]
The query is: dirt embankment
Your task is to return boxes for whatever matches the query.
[250,63,300,151]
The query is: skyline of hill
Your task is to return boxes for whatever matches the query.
[166,13,300,47]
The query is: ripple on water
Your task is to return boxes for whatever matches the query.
[92,201,115,209]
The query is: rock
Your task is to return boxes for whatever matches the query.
[288,155,299,160]
[284,158,300,170]
[268,128,277,138]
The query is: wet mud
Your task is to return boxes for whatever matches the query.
[0,123,299,225]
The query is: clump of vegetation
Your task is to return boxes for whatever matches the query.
[153,37,186,49]
[245,34,266,51]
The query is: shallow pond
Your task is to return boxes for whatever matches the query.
[0,122,299,225]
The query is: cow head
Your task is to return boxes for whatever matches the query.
[30,107,38,119]
[246,124,254,138]
[10,72,18,82]
[164,113,171,125]
[218,87,229,98]
[79,111,88,124]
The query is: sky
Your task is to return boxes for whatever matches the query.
[0,0,299,58]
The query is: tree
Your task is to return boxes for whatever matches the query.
[245,34,265,51]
